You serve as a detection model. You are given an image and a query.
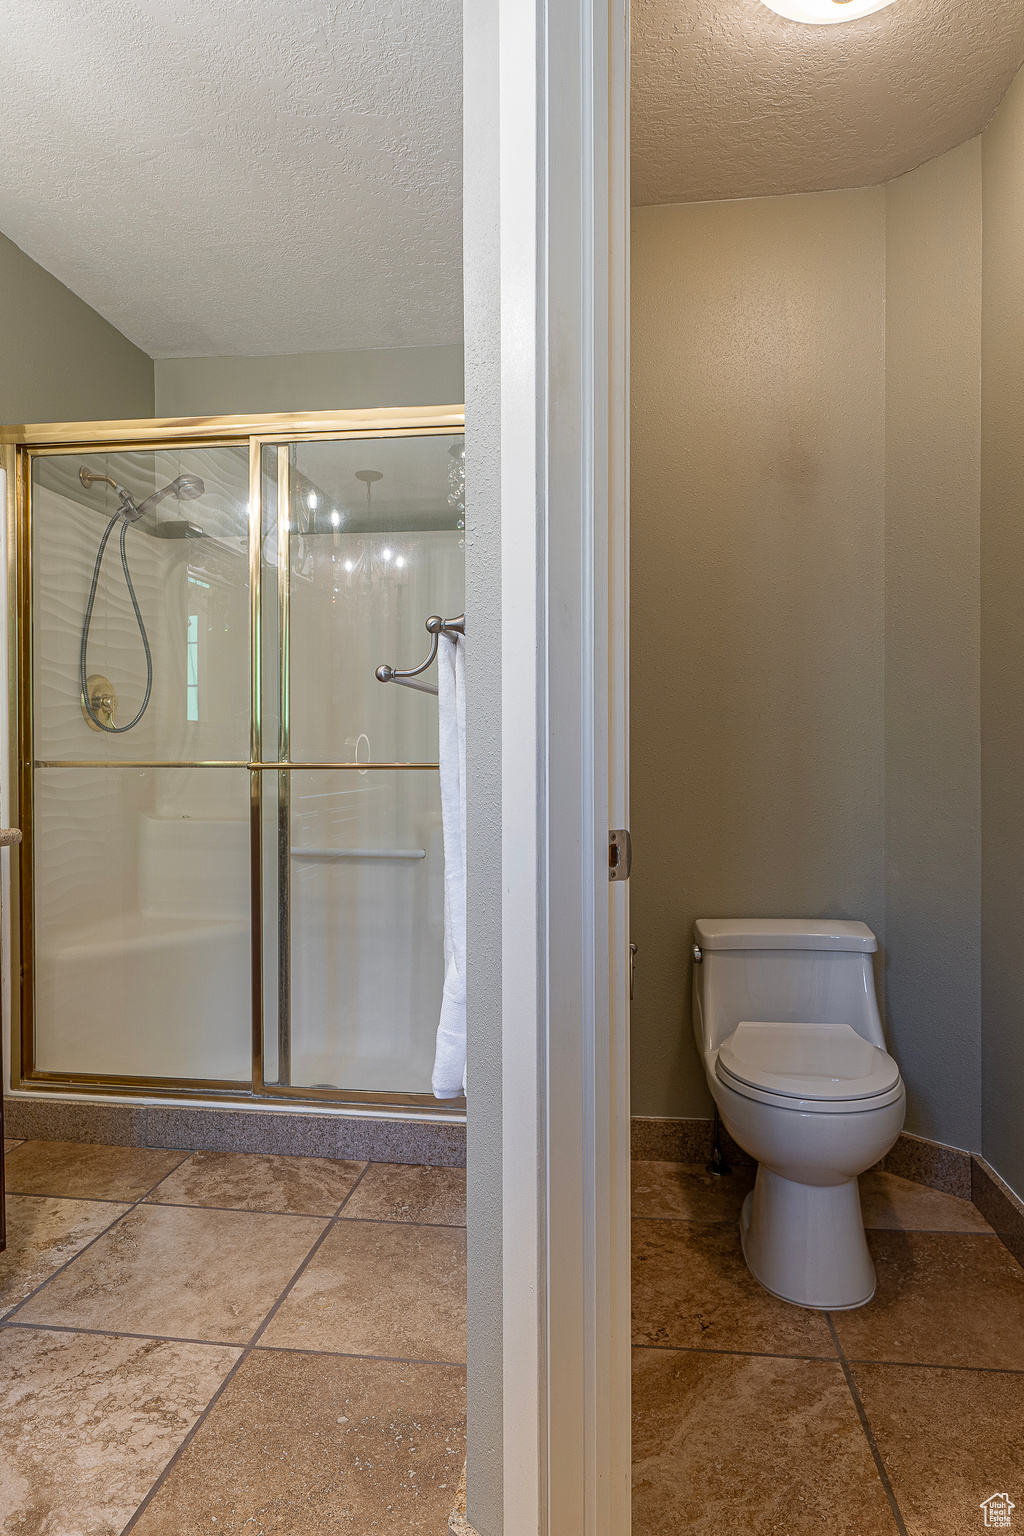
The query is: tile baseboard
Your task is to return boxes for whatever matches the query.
[876,1130,973,1201]
[632,1118,973,1199]
[630,1116,753,1167]
[2,1097,466,1168]
[631,1116,712,1163]
[972,1156,1024,1271]
[632,1120,1024,1272]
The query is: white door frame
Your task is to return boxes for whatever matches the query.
[464,0,631,1528]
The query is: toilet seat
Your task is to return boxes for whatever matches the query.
[715,1021,902,1114]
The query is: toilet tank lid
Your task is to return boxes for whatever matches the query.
[694,918,877,953]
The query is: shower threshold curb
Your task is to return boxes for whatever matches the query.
[2,1094,466,1167]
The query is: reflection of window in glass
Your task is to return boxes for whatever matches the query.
[186,613,199,722]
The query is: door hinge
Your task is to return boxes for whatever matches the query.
[608,829,631,881]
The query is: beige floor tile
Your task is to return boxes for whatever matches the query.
[832,1232,1024,1370]
[4,1138,23,1153]
[261,1219,467,1363]
[130,1349,465,1536]
[632,1348,899,1535]
[0,1325,239,1536]
[631,1219,836,1357]
[859,1171,993,1233]
[852,1362,1024,1536]
[631,1160,756,1222]
[0,1194,128,1317]
[5,1140,188,1201]
[341,1163,467,1226]
[17,1203,328,1344]
[146,1150,366,1215]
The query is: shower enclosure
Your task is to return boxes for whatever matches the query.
[3,408,465,1109]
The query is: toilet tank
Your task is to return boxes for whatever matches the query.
[692,918,883,1057]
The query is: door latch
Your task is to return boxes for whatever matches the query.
[609,829,631,881]
[629,941,638,1000]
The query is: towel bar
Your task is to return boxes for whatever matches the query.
[375,613,465,690]
[291,847,426,861]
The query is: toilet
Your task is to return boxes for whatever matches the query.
[692,918,905,1310]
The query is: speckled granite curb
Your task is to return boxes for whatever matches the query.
[449,1461,481,1536]
[450,1514,480,1535]
[2,1098,466,1167]
[2,1098,148,1147]
[972,1155,1024,1270]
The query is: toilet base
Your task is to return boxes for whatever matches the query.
[739,1169,876,1310]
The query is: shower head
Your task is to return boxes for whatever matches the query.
[139,474,205,510]
[79,468,205,522]
[168,474,205,502]
[134,474,206,517]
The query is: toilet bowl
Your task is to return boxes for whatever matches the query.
[693,918,905,1310]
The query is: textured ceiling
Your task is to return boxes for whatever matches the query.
[0,0,462,357]
[633,0,1024,206]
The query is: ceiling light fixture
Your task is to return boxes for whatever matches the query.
[760,0,894,22]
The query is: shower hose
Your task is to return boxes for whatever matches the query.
[80,511,153,732]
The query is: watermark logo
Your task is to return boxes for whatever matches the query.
[981,1494,1015,1529]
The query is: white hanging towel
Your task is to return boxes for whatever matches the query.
[432,630,467,1098]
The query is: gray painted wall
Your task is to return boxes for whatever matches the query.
[631,99,1024,1188]
[981,65,1024,1199]
[0,231,154,425]
[154,345,464,417]
[0,229,462,429]
[630,189,887,1119]
[884,141,983,1151]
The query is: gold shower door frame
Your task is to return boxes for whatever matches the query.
[2,407,465,1111]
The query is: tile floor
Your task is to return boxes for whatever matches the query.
[0,1138,466,1535]
[5,1139,1021,1534]
[631,1160,1024,1536]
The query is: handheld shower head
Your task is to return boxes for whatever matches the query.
[135,474,206,517]
[168,474,205,502]
[77,467,205,736]
[79,468,205,521]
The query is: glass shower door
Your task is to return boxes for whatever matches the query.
[16,416,464,1106]
[258,431,465,1098]
[27,444,253,1087]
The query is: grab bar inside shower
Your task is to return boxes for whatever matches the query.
[375,613,465,697]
